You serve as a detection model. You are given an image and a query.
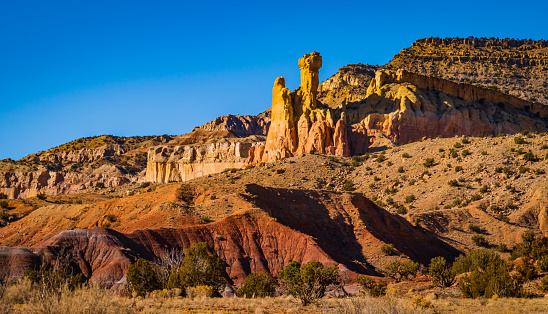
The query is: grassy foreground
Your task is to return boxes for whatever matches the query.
[2,281,548,313]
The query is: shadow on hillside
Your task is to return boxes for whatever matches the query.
[244,184,462,273]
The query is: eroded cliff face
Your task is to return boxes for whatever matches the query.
[246,52,548,165]
[145,140,259,183]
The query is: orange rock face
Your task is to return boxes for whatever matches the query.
[249,53,548,164]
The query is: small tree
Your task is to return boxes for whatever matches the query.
[428,256,455,288]
[178,242,225,292]
[127,259,161,296]
[278,261,340,306]
[236,273,277,298]
[356,275,387,297]
[382,260,419,282]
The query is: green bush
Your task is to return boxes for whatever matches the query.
[455,166,463,172]
[341,180,355,191]
[0,192,7,199]
[523,151,536,162]
[381,244,394,256]
[511,231,548,260]
[397,166,405,173]
[127,259,161,296]
[397,206,407,215]
[448,179,459,187]
[472,235,488,247]
[429,256,455,288]
[423,158,435,168]
[177,242,225,291]
[539,275,548,292]
[236,273,277,298]
[404,194,416,203]
[454,250,522,298]
[382,260,419,282]
[468,224,483,233]
[278,260,340,305]
[461,149,470,157]
[402,153,411,158]
[537,256,548,272]
[356,276,387,297]
[95,182,105,188]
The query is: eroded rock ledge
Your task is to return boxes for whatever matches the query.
[145,140,259,183]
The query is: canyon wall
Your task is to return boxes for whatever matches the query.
[145,141,258,183]
[246,52,548,164]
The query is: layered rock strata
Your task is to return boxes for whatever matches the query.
[145,141,258,183]
[247,52,547,164]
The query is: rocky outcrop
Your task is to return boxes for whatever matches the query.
[247,52,548,164]
[387,37,548,106]
[191,114,270,137]
[145,140,258,183]
[367,69,548,117]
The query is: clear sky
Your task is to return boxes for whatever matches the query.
[1,0,547,160]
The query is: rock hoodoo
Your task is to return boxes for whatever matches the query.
[247,51,548,165]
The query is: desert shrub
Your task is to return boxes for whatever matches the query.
[397,166,404,173]
[0,200,8,209]
[236,273,277,298]
[104,214,116,222]
[470,194,481,202]
[495,167,503,173]
[381,244,394,256]
[453,250,500,274]
[428,256,455,288]
[462,138,470,144]
[518,166,529,173]
[95,182,105,188]
[535,169,546,175]
[278,260,340,305]
[356,276,387,297]
[468,224,483,233]
[497,243,509,252]
[423,158,435,168]
[537,256,548,272]
[523,151,536,162]
[402,153,411,158]
[413,217,421,226]
[409,179,416,186]
[454,142,463,148]
[514,136,525,144]
[479,185,489,193]
[177,184,195,204]
[0,192,7,199]
[373,176,380,182]
[187,285,214,298]
[514,258,537,282]
[539,275,548,292]
[511,231,548,260]
[497,213,510,223]
[382,260,419,282]
[397,206,407,215]
[472,235,488,247]
[177,242,225,291]
[506,201,517,209]
[341,180,354,191]
[375,155,387,163]
[127,259,161,296]
[448,179,459,187]
[461,149,470,157]
[454,250,522,298]
[455,166,463,172]
[37,193,47,200]
[481,151,487,155]
[404,194,416,203]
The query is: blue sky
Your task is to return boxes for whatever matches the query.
[1,0,547,160]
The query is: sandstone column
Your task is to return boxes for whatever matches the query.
[261,77,297,163]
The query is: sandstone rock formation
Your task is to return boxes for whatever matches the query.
[387,37,548,106]
[145,140,257,183]
[247,52,547,164]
